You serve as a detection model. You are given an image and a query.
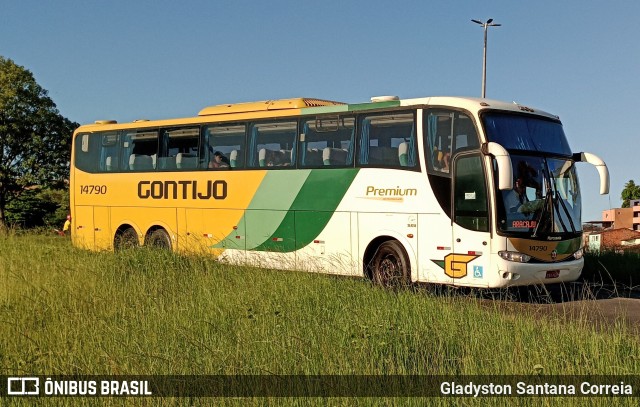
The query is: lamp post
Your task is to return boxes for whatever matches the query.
[471,18,501,98]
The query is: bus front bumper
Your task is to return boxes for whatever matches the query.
[493,256,583,288]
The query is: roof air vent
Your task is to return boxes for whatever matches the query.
[371,96,400,103]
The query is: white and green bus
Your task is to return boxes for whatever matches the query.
[71,95,609,287]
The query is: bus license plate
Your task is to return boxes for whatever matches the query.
[545,270,560,279]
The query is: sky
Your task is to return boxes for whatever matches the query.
[1,0,638,222]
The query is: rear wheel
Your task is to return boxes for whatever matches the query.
[146,229,172,250]
[114,227,139,251]
[369,240,411,288]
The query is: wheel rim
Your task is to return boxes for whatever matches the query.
[380,256,399,283]
[371,241,409,288]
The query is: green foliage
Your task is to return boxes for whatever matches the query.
[0,56,78,226]
[4,187,68,228]
[582,251,640,287]
[620,179,640,208]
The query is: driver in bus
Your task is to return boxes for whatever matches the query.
[505,178,529,213]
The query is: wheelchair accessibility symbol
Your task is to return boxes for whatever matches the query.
[473,266,483,279]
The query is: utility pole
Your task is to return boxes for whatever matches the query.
[471,18,501,98]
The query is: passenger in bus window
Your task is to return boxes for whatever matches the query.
[439,151,451,172]
[209,151,230,169]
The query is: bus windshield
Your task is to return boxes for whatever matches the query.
[496,154,582,236]
[483,112,572,156]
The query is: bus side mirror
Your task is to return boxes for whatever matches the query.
[573,152,610,195]
[482,142,513,190]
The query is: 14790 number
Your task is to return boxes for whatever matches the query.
[80,185,107,194]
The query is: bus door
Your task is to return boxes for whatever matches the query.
[451,152,491,286]
[93,206,111,250]
[73,206,95,250]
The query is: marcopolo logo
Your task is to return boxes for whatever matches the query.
[138,180,227,200]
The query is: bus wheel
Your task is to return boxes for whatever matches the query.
[114,227,139,251]
[146,229,172,250]
[370,240,410,288]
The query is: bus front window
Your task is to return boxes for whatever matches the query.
[496,154,582,236]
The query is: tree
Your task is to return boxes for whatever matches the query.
[621,179,640,208]
[0,56,78,227]
[5,187,69,229]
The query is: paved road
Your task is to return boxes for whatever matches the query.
[484,282,640,332]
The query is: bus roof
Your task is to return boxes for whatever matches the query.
[78,95,560,133]
[198,97,345,116]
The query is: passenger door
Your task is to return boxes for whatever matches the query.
[451,152,491,287]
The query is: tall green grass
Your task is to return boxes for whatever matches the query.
[1,234,638,406]
[582,251,640,288]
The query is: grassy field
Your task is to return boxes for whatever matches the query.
[0,233,638,406]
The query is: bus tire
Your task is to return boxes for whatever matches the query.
[114,227,139,251]
[370,240,411,288]
[146,228,172,250]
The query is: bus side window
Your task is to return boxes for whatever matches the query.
[203,123,246,169]
[425,111,478,175]
[158,127,199,171]
[453,116,480,154]
[248,121,297,168]
[299,117,355,168]
[122,130,159,171]
[425,112,453,174]
[358,112,416,168]
[99,132,120,172]
[74,133,101,173]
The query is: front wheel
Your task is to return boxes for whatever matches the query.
[369,240,411,288]
[146,229,172,250]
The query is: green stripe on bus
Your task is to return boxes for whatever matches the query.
[213,170,311,250]
[252,168,359,252]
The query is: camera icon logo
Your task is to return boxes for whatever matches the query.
[7,377,40,395]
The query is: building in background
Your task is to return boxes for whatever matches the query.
[587,228,640,253]
[601,208,633,229]
[632,199,640,231]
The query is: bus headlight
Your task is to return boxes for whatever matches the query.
[498,250,531,263]
[573,248,583,260]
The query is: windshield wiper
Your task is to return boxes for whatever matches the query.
[555,191,576,233]
[531,189,551,238]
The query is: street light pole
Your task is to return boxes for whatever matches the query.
[471,18,501,98]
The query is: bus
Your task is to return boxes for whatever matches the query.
[70,96,609,288]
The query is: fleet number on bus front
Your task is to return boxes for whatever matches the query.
[80,185,107,194]
[529,245,548,252]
